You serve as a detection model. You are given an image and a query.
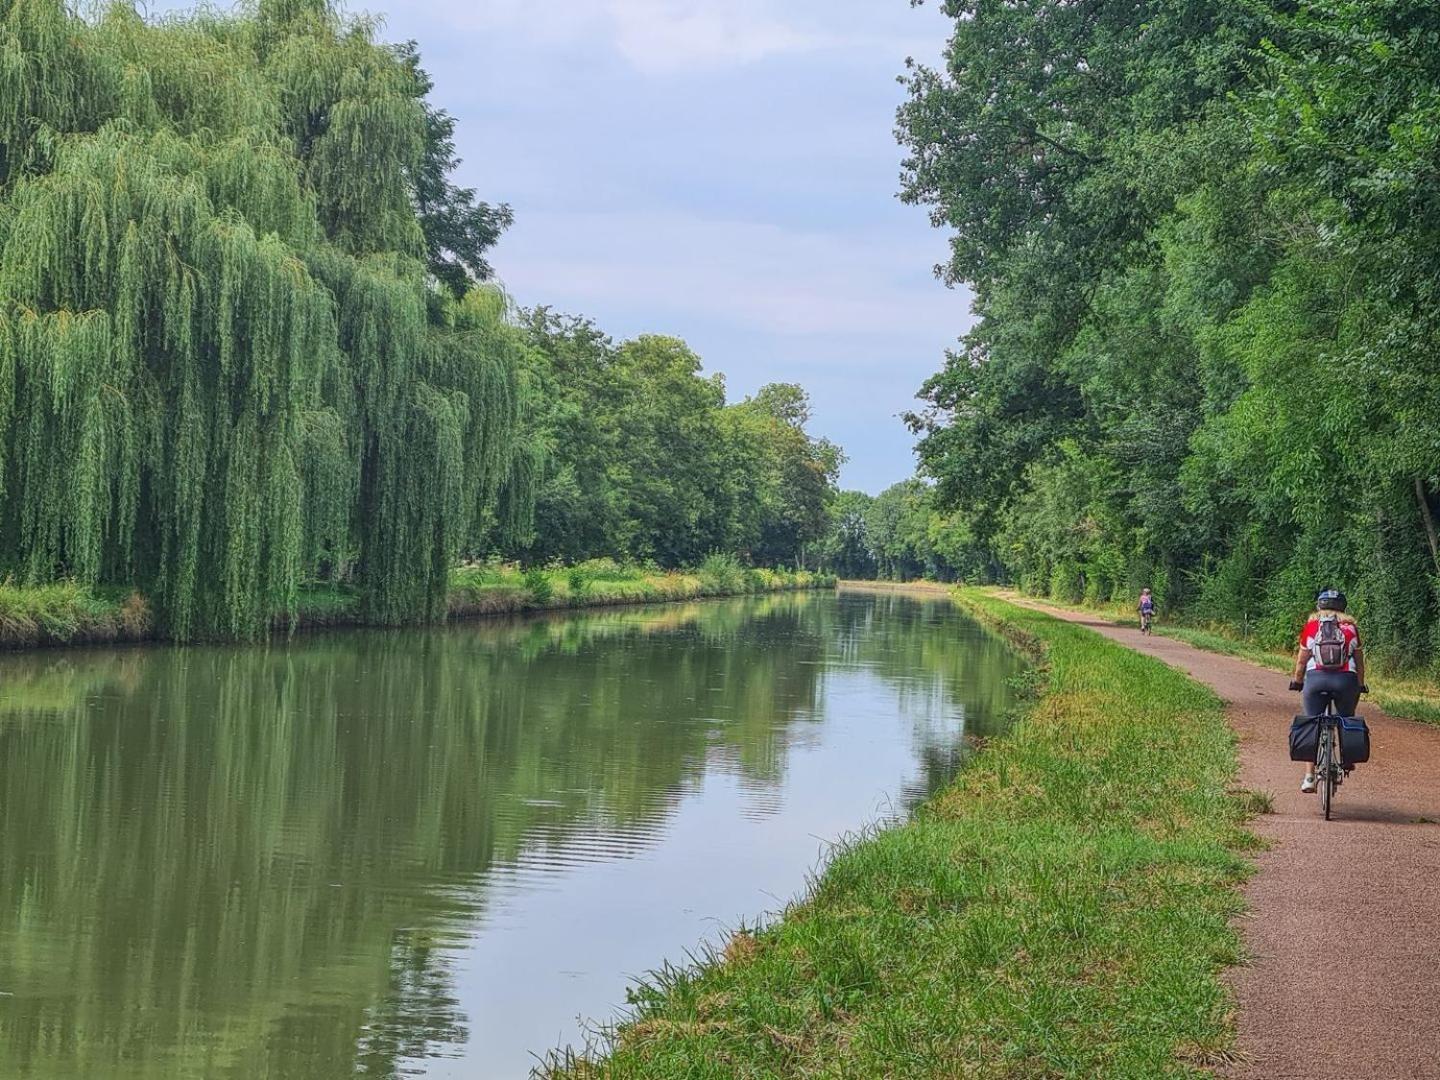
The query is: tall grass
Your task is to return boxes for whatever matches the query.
[543,589,1258,1077]
[0,582,151,647]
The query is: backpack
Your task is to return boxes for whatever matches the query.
[1312,615,1350,671]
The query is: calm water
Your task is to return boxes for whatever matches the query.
[0,588,1021,1079]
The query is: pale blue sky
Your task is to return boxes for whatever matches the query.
[152,0,974,493]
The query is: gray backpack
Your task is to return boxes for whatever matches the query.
[1312,615,1349,671]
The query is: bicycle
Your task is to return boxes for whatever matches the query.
[1312,703,1346,820]
[1139,609,1153,635]
[1289,683,1369,820]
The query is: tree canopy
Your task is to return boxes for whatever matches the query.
[0,0,844,640]
[511,307,840,569]
[0,0,531,637]
[898,0,1440,666]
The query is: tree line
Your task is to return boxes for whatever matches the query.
[895,0,1440,668]
[814,481,995,584]
[0,0,840,640]
[510,312,841,570]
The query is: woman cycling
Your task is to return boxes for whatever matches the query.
[1137,588,1155,634]
[1288,588,1367,793]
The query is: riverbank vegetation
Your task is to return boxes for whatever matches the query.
[0,557,833,649]
[512,319,842,570]
[0,1,841,644]
[896,1,1440,675]
[547,591,1256,1076]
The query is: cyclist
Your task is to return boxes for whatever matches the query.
[1288,588,1367,793]
[1138,588,1155,633]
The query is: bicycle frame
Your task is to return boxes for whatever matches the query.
[1313,702,1345,820]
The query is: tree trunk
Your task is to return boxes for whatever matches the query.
[1416,476,1440,577]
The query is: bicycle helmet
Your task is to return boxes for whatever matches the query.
[1316,588,1347,612]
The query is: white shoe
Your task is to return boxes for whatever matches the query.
[1300,775,1317,794]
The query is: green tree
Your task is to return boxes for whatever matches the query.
[731,384,843,567]
[896,0,1440,668]
[0,0,530,637]
[816,490,877,579]
[510,318,842,568]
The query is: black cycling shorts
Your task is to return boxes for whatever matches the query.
[1302,669,1360,718]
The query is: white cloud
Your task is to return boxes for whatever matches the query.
[425,0,856,74]
[607,1,822,73]
[494,208,963,337]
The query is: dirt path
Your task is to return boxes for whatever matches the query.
[1006,598,1440,1079]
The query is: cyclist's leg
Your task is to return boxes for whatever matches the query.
[1301,673,1333,718]
[1334,673,1360,717]
[1333,672,1361,770]
[1299,673,1333,789]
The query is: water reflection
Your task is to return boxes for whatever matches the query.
[0,590,1021,1078]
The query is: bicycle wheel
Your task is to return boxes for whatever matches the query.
[1319,729,1334,820]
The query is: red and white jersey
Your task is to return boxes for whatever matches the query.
[1300,617,1360,673]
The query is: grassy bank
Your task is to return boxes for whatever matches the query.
[545,589,1257,1077]
[0,581,155,648]
[1035,593,1440,726]
[0,558,834,650]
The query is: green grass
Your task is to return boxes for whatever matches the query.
[0,580,152,647]
[1154,626,1288,671]
[293,584,363,625]
[543,589,1258,1078]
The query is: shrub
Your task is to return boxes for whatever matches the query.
[567,567,588,599]
[697,553,747,594]
[524,567,554,605]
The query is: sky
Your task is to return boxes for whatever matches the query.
[153,0,974,493]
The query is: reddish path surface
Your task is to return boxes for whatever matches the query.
[1008,598,1440,1079]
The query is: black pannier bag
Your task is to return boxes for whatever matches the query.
[1340,716,1371,765]
[1289,715,1320,763]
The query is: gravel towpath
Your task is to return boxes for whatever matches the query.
[1006,598,1440,1079]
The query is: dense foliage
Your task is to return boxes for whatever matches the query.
[816,481,997,583]
[0,0,532,638]
[0,0,842,641]
[509,309,842,569]
[898,0,1440,669]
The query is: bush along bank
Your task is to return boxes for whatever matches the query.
[0,582,155,649]
[445,557,832,619]
[0,557,835,651]
[544,589,1258,1078]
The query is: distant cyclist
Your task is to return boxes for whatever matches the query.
[1288,588,1367,793]
[1138,588,1155,634]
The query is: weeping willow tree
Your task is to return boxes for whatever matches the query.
[0,0,534,638]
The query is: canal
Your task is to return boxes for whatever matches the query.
[0,587,1022,1078]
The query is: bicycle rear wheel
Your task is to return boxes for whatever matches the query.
[1319,729,1334,820]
